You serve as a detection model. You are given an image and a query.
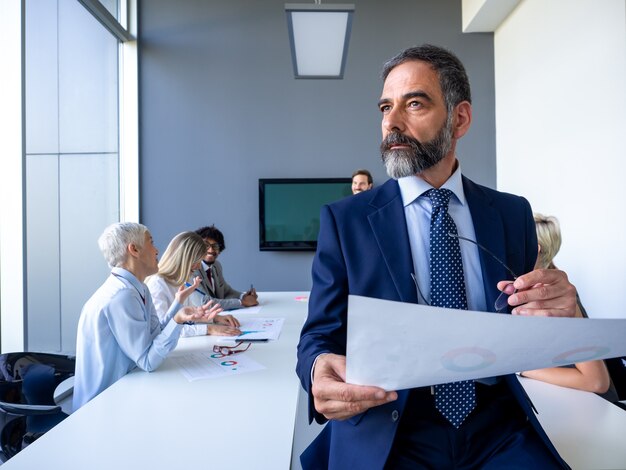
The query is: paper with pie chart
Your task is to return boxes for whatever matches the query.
[345,295,626,391]
[216,318,285,341]
[173,352,265,382]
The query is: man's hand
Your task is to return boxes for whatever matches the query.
[498,268,577,317]
[242,288,258,307]
[206,324,242,336]
[174,300,223,324]
[214,313,241,328]
[312,353,397,421]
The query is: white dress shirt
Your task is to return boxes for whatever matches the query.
[146,274,208,337]
[73,267,184,410]
[397,163,487,312]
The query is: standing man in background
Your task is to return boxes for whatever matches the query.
[351,168,373,194]
[194,225,259,310]
[297,45,577,469]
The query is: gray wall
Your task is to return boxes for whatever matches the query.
[138,0,495,292]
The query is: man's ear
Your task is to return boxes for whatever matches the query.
[452,101,472,139]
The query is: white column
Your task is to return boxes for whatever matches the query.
[0,0,26,352]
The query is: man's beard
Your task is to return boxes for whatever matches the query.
[380,114,453,179]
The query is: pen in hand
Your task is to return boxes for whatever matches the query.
[241,284,258,307]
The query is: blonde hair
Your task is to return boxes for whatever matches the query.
[155,231,207,286]
[534,213,561,269]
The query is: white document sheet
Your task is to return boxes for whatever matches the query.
[346,295,626,391]
[173,352,265,382]
[217,317,285,341]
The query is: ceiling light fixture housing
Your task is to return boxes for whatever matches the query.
[285,2,355,79]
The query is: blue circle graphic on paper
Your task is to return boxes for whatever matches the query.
[552,346,610,365]
[441,347,497,372]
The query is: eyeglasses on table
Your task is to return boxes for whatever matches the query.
[212,341,251,358]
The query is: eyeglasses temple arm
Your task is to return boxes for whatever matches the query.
[449,233,519,280]
[410,273,430,305]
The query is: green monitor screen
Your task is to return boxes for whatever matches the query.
[259,178,352,251]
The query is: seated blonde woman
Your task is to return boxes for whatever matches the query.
[519,214,618,402]
[147,231,241,337]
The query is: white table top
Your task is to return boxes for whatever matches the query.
[520,376,626,469]
[3,292,309,470]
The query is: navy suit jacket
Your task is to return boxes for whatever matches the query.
[296,177,569,469]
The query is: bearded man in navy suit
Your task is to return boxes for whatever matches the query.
[296,45,577,469]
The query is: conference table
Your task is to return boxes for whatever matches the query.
[3,292,626,469]
[3,292,310,470]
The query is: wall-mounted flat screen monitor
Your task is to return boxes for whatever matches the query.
[259,178,352,251]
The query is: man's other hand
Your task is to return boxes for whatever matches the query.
[242,288,259,307]
[498,268,576,317]
[312,353,397,421]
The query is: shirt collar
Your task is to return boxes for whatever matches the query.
[397,160,466,207]
[111,266,145,293]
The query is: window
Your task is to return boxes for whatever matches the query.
[0,0,137,353]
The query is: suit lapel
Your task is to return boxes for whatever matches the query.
[463,177,507,312]
[367,180,418,304]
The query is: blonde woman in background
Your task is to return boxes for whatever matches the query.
[519,214,618,402]
[147,231,241,337]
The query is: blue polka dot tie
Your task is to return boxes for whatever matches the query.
[428,188,476,428]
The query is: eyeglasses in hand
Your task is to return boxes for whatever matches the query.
[412,233,519,313]
[212,341,251,358]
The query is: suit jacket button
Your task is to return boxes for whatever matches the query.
[391,410,399,421]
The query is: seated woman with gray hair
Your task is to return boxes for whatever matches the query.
[146,231,241,337]
[519,213,618,402]
[73,223,223,410]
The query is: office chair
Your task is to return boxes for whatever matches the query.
[0,352,75,461]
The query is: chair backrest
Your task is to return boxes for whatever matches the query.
[0,353,75,383]
[0,381,22,405]
[605,356,626,401]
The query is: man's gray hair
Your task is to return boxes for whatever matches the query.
[381,44,471,114]
[98,222,149,268]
